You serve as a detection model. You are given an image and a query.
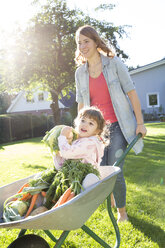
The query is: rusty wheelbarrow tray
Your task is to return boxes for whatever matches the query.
[0,134,142,248]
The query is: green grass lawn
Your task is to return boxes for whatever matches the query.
[0,123,165,248]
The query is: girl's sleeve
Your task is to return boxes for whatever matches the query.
[58,135,93,160]
[53,153,65,170]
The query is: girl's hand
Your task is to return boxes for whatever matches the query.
[61,126,73,144]
[136,124,147,138]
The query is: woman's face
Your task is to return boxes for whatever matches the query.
[77,33,97,60]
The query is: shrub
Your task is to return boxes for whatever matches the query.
[0,114,55,144]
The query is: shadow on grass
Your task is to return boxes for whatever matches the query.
[0,145,4,150]
[124,135,165,185]
[146,122,165,129]
[0,137,43,147]
[143,135,165,154]
[22,163,47,170]
[129,215,165,248]
[64,241,77,248]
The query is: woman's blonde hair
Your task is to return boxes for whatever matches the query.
[75,25,115,66]
[74,106,109,145]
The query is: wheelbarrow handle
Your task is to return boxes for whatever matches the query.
[113,133,142,167]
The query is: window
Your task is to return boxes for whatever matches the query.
[26,92,34,103]
[38,93,44,101]
[146,92,159,108]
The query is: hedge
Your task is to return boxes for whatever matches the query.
[0,114,55,144]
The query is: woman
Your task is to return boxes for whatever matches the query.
[74,25,147,222]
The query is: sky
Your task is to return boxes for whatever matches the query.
[0,0,165,67]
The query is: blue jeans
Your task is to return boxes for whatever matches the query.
[101,122,128,208]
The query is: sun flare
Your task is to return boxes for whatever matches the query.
[0,0,41,35]
[0,0,37,50]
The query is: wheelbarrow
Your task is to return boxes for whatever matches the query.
[0,134,142,248]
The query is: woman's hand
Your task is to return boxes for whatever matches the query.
[136,124,147,138]
[61,126,73,144]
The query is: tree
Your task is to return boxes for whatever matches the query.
[1,0,129,124]
[0,65,12,114]
[0,92,12,114]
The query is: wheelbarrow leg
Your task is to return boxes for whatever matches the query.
[17,229,27,238]
[81,195,120,248]
[53,230,70,248]
[107,195,120,248]
[81,225,111,248]
[44,230,58,242]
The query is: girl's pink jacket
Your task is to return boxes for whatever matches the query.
[54,135,105,170]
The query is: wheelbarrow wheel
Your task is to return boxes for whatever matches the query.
[7,234,50,248]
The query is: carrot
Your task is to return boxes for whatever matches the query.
[17,183,29,193]
[52,187,72,209]
[12,183,30,201]
[25,193,39,218]
[41,191,47,197]
[66,192,75,201]
[21,193,32,201]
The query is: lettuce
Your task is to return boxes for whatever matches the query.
[42,125,78,154]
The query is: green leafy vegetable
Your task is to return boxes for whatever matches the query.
[3,168,57,222]
[3,200,28,222]
[3,160,100,221]
[42,125,78,154]
[44,159,100,208]
[29,168,57,188]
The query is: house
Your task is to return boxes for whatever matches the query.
[7,90,75,115]
[130,58,165,119]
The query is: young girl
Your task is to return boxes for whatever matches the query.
[53,106,107,170]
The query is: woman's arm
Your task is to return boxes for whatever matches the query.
[127,89,147,138]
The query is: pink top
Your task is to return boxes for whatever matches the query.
[89,72,118,123]
[53,135,105,170]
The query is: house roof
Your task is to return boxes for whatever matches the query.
[7,91,24,113]
[7,90,66,113]
[60,91,75,108]
[130,58,165,75]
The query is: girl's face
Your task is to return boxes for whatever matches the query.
[77,34,97,60]
[77,116,100,138]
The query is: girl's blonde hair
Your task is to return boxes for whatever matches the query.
[75,25,115,66]
[74,106,109,145]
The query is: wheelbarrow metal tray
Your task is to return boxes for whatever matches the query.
[0,166,120,231]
